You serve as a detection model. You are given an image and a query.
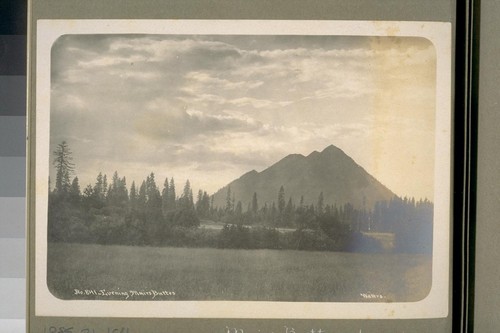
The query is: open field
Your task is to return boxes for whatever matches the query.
[199,220,297,233]
[47,242,431,302]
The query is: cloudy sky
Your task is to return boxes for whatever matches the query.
[50,34,436,200]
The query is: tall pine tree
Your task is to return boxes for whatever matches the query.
[52,141,75,195]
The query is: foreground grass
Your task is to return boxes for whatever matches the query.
[47,243,431,302]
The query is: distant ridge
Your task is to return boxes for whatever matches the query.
[211,145,395,209]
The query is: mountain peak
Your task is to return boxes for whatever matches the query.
[321,144,345,155]
[307,150,320,157]
[211,146,395,210]
[306,145,345,159]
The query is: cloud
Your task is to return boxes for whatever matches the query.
[230,97,274,109]
[134,104,263,142]
[52,93,87,111]
[53,35,432,117]
[185,71,264,91]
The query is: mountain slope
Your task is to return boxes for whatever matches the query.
[211,145,395,210]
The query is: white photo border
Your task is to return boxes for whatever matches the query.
[35,19,451,319]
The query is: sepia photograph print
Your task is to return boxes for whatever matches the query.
[34,20,451,319]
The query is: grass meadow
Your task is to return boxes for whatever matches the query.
[47,243,431,302]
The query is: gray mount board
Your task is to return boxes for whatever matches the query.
[27,0,456,332]
[474,0,500,331]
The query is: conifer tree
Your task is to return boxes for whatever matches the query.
[278,186,286,214]
[53,141,75,195]
[317,192,324,215]
[138,180,147,212]
[225,186,233,213]
[129,181,137,210]
[180,180,194,209]
[251,192,258,215]
[168,177,176,210]
[161,177,169,216]
[284,197,294,226]
[69,177,81,204]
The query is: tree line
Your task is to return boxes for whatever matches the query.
[48,141,433,254]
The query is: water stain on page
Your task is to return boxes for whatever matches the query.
[368,35,436,199]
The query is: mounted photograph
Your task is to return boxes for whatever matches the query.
[34,20,451,319]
